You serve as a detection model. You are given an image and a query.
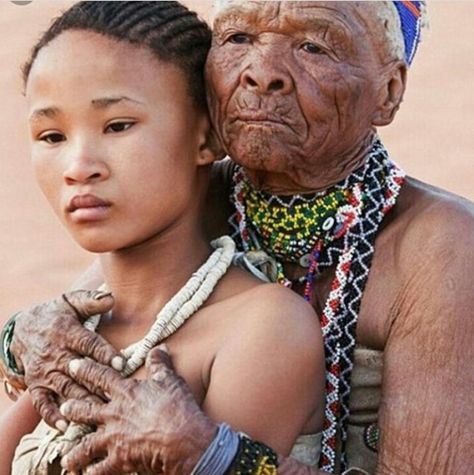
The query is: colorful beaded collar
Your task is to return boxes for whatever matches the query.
[229,138,406,472]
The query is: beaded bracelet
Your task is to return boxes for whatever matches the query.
[190,424,279,475]
[0,312,25,400]
[227,434,279,475]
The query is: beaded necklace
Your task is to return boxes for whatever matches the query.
[233,167,364,295]
[229,139,405,472]
[32,236,236,473]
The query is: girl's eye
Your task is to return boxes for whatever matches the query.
[39,132,66,144]
[301,42,324,55]
[228,33,251,45]
[105,122,135,133]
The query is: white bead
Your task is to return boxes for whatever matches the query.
[322,216,335,231]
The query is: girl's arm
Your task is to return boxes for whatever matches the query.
[0,393,41,475]
[58,329,325,474]
[202,284,325,455]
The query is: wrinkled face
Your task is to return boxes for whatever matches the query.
[26,31,211,253]
[206,1,398,183]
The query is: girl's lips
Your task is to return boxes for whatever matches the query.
[67,194,111,212]
[67,194,112,222]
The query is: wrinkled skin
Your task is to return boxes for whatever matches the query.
[8,2,474,475]
[60,347,215,475]
[10,290,121,430]
[206,1,405,194]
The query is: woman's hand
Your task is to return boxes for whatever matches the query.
[10,290,121,431]
[60,347,216,475]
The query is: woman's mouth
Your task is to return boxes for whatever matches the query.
[67,194,112,223]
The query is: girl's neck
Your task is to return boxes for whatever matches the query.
[99,221,211,328]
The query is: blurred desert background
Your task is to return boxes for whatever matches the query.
[0,0,472,415]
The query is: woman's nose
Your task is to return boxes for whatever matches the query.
[240,55,293,95]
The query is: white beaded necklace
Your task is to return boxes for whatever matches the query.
[86,235,236,377]
[32,236,236,472]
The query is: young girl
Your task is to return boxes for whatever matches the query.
[0,2,324,473]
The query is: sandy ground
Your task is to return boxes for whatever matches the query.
[0,1,472,416]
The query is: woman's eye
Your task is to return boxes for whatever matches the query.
[105,122,135,133]
[301,42,324,55]
[39,132,66,144]
[228,33,251,45]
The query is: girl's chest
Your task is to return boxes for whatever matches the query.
[97,315,222,406]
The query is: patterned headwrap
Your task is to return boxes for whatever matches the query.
[393,1,424,65]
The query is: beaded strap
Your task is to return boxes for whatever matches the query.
[0,312,25,401]
[227,435,279,475]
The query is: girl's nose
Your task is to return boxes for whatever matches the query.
[63,145,110,185]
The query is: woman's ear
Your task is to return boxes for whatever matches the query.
[196,116,226,166]
[372,61,407,127]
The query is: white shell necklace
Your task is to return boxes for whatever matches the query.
[86,235,236,376]
[31,236,236,472]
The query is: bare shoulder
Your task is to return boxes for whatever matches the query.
[390,178,474,302]
[232,281,323,355]
[204,277,325,444]
[210,264,322,348]
[377,178,474,474]
[394,177,474,268]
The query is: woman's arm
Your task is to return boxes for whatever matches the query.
[0,393,41,475]
[4,286,119,430]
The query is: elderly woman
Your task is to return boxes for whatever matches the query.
[1,1,473,474]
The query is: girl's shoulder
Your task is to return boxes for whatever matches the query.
[209,266,322,353]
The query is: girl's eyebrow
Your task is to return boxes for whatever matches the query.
[29,106,60,121]
[29,96,145,122]
[91,95,145,108]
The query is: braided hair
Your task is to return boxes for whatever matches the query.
[23,1,212,110]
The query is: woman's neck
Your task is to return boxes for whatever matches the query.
[244,131,377,195]
[99,221,211,328]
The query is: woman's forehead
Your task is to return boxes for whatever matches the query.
[213,1,380,33]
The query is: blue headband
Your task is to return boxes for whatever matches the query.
[393,1,423,65]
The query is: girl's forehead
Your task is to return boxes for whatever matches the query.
[28,31,179,92]
[26,30,191,113]
[31,31,152,74]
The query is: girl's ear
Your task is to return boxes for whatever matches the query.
[196,116,226,166]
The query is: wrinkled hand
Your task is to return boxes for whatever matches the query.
[60,346,217,475]
[10,290,122,430]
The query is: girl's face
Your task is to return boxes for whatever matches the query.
[26,31,214,253]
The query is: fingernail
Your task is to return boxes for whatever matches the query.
[93,291,113,300]
[60,455,70,469]
[69,359,83,375]
[158,343,169,353]
[55,419,69,432]
[59,401,70,416]
[111,356,125,371]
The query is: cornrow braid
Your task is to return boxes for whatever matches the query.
[22,1,212,110]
